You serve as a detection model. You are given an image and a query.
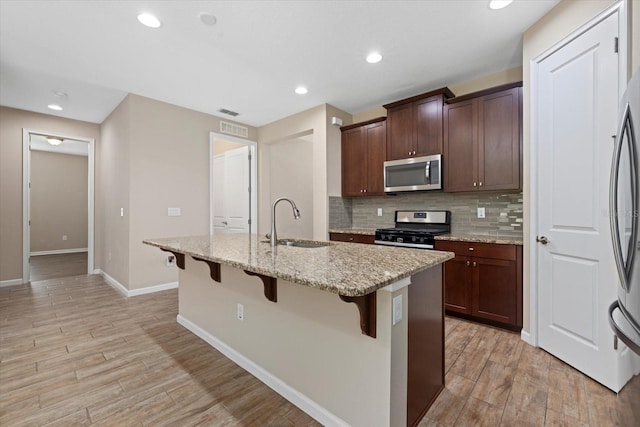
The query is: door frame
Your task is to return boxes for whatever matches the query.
[209,132,258,235]
[22,129,96,283]
[528,0,628,346]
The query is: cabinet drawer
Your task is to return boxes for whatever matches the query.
[435,240,516,260]
[329,233,375,245]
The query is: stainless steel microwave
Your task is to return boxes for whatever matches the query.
[384,154,442,192]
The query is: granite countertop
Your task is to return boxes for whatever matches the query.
[143,234,453,297]
[328,228,522,245]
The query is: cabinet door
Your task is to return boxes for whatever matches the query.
[341,127,365,196]
[478,87,521,191]
[444,99,478,192]
[415,96,444,156]
[472,258,517,325]
[443,255,472,314]
[386,103,414,160]
[329,233,375,244]
[364,121,386,195]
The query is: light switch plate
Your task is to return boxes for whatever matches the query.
[392,295,402,325]
[377,208,383,217]
[168,207,181,217]
[477,207,485,219]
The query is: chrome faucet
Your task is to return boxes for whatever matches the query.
[268,197,301,248]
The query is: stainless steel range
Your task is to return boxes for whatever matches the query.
[375,210,451,249]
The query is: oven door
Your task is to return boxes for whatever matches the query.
[384,154,442,192]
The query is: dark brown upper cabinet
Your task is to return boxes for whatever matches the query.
[383,87,455,160]
[443,83,522,192]
[341,118,386,197]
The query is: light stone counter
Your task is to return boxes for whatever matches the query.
[435,234,523,245]
[329,228,523,245]
[143,233,453,297]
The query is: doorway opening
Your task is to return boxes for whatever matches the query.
[22,129,95,283]
[209,132,258,235]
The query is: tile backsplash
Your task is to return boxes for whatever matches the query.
[329,192,523,239]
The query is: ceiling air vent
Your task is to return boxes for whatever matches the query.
[218,108,239,117]
[220,121,249,138]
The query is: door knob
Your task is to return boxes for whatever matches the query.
[536,236,549,245]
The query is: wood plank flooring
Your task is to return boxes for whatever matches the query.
[30,253,88,281]
[421,317,640,426]
[1,268,638,426]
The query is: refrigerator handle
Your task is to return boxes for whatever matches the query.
[608,300,640,356]
[610,103,637,293]
[610,104,630,292]
[624,108,638,288]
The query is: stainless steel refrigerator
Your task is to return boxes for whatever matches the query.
[609,68,640,358]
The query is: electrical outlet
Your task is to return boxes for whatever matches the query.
[477,207,486,219]
[62,235,67,241]
[392,295,403,325]
[168,207,181,217]
[377,208,383,217]
[237,303,244,321]
[166,255,175,267]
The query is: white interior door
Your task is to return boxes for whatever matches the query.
[224,146,250,233]
[212,155,227,233]
[535,12,621,390]
[212,146,250,234]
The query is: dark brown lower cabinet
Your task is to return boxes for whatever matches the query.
[435,240,522,330]
[407,265,444,427]
[328,232,375,244]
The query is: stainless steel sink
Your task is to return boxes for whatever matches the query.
[279,240,330,248]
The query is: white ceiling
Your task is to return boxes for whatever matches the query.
[0,0,559,127]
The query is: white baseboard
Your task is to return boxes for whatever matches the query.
[128,281,178,296]
[97,270,178,298]
[30,248,88,256]
[0,278,25,288]
[177,314,349,427]
[521,329,535,346]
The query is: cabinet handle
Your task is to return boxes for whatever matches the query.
[363,189,367,193]
[479,182,483,187]
[414,151,416,155]
[349,238,354,241]
[468,247,474,251]
[473,261,477,267]
[466,261,470,266]
[473,182,477,187]
[408,151,411,156]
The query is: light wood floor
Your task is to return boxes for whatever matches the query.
[421,317,640,426]
[1,272,638,426]
[30,253,88,281]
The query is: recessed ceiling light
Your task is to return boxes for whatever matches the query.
[295,86,308,95]
[137,13,161,28]
[199,12,217,26]
[489,0,513,10]
[52,90,68,98]
[47,104,63,111]
[366,52,383,64]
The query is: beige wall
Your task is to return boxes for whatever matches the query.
[521,0,620,333]
[0,106,100,282]
[257,104,351,240]
[351,67,523,124]
[30,151,88,252]
[268,136,314,239]
[98,96,132,286]
[98,94,258,290]
[180,259,406,426]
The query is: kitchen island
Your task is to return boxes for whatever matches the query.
[143,234,453,427]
